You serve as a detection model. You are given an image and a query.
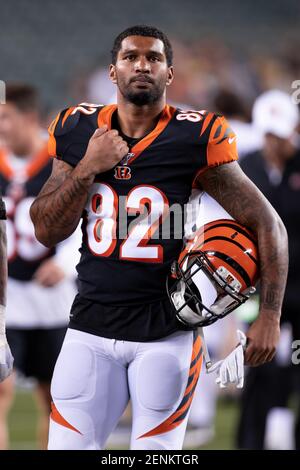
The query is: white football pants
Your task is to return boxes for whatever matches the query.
[48,328,202,450]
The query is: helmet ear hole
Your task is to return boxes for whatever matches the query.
[171,260,180,279]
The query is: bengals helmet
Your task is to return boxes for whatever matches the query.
[167,219,259,327]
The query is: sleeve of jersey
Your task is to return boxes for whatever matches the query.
[204,114,238,170]
[48,107,91,167]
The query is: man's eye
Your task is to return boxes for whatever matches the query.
[125,55,135,61]
[149,56,159,62]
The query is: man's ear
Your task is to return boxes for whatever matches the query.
[109,64,117,84]
[166,66,174,86]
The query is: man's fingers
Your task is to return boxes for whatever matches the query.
[92,125,108,138]
[257,348,276,365]
[245,349,263,366]
[244,341,261,366]
[245,340,276,366]
[118,143,129,155]
[220,363,228,385]
[107,129,119,137]
[228,367,236,383]
[244,340,255,364]
[265,349,276,363]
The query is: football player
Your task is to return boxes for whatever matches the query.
[0,84,79,449]
[30,26,288,450]
[0,193,14,384]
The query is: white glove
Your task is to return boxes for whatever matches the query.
[207,330,247,389]
[0,337,14,382]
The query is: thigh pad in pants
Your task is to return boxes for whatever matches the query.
[51,341,96,401]
[136,351,183,411]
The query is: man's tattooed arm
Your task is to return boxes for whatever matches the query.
[198,161,288,365]
[30,159,94,247]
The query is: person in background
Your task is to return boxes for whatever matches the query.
[237,89,300,449]
[0,84,80,449]
[214,89,263,158]
[0,190,14,384]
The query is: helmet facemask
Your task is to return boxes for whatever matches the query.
[168,251,256,327]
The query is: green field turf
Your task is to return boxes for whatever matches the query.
[8,390,238,450]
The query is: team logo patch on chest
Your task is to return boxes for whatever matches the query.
[114,152,135,180]
[114,165,132,180]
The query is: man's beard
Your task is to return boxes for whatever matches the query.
[118,78,165,106]
[125,89,161,106]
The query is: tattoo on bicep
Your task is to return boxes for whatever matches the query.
[198,163,262,227]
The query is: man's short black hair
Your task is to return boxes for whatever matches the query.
[111,25,173,67]
[5,83,40,113]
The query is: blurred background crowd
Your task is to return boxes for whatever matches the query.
[0,0,300,450]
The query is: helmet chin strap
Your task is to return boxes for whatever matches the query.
[197,326,213,371]
[171,281,213,370]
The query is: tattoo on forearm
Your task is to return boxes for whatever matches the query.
[198,162,289,316]
[31,160,93,244]
[41,175,90,229]
[263,283,281,311]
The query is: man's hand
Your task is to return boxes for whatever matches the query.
[30,125,129,248]
[207,330,246,388]
[244,310,280,366]
[34,258,66,287]
[0,338,14,382]
[81,126,129,177]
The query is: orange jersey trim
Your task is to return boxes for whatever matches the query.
[130,105,176,163]
[97,104,176,164]
[199,112,214,137]
[61,107,76,127]
[192,115,238,187]
[50,402,82,435]
[206,116,238,168]
[48,111,61,158]
[97,104,118,129]
[26,144,50,179]
[0,143,49,181]
[0,148,14,180]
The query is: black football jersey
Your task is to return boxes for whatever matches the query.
[49,103,238,341]
[0,145,55,281]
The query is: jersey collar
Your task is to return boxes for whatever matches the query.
[97,104,176,164]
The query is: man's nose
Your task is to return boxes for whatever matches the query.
[134,57,150,73]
